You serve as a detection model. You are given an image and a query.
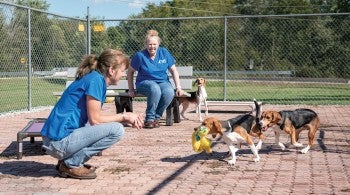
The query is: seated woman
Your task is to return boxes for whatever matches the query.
[127,29,185,128]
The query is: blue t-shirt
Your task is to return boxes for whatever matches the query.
[41,70,106,141]
[131,47,175,88]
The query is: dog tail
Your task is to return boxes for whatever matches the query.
[253,99,261,128]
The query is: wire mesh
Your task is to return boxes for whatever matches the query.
[0,2,349,114]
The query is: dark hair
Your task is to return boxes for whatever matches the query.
[75,49,129,79]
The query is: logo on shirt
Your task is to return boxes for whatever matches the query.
[158,59,167,64]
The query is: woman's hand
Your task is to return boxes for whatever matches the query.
[176,88,185,96]
[128,89,136,98]
[123,112,144,130]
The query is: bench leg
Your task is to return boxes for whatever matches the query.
[166,102,174,126]
[17,141,23,159]
[173,98,180,123]
[125,97,133,112]
[17,131,26,160]
[165,97,181,126]
[115,96,124,113]
[115,96,133,113]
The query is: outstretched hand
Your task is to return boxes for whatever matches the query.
[124,113,144,130]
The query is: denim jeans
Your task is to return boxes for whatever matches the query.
[136,80,174,122]
[42,122,124,168]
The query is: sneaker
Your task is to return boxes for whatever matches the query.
[58,162,97,179]
[56,160,97,171]
[144,121,155,129]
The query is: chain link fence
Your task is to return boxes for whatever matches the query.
[1,2,349,114]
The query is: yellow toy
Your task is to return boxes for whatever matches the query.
[192,126,212,154]
[105,90,115,103]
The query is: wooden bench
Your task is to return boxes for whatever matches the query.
[53,66,194,126]
[204,100,262,112]
[17,118,46,159]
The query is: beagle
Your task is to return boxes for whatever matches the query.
[179,77,208,122]
[259,109,320,153]
[196,100,264,165]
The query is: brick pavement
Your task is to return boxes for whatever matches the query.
[0,102,349,195]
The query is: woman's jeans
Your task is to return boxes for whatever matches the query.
[42,122,124,168]
[137,80,175,122]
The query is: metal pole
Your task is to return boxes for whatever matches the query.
[27,8,32,111]
[86,6,91,55]
[223,16,227,101]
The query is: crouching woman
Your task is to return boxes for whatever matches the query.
[41,49,144,179]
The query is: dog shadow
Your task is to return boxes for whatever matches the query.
[161,147,290,164]
[161,151,229,163]
[161,145,295,164]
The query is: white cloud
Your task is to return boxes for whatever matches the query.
[128,0,144,9]
[90,0,111,3]
[88,0,162,9]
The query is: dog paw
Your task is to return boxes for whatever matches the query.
[278,142,286,151]
[253,157,260,162]
[293,142,303,147]
[300,146,310,154]
[227,159,236,165]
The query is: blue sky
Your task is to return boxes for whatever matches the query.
[46,0,164,19]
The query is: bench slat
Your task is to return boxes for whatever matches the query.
[202,101,262,112]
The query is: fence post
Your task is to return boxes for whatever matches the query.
[27,8,32,111]
[86,6,91,55]
[224,16,227,101]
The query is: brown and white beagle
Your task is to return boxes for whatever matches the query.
[179,77,208,122]
[195,100,264,165]
[259,108,320,153]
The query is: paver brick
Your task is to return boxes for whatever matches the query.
[0,102,349,194]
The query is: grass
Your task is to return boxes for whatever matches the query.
[205,80,350,105]
[0,77,349,113]
[0,77,65,113]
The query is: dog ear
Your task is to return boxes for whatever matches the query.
[193,79,198,86]
[203,79,206,86]
[213,119,223,136]
[272,111,281,123]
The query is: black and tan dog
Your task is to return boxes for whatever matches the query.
[259,108,320,153]
[196,100,264,165]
